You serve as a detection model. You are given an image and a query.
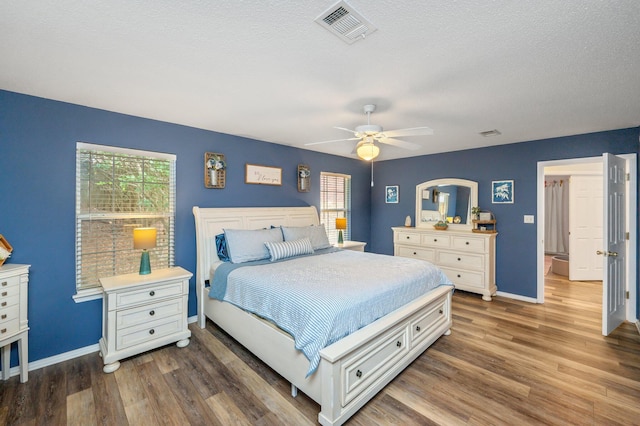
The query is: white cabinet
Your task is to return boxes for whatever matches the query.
[0,264,30,382]
[99,267,192,373]
[393,227,497,301]
[335,241,367,252]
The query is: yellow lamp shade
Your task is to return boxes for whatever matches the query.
[133,228,157,250]
[335,217,347,230]
[356,141,380,161]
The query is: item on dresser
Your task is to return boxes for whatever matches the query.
[405,215,411,227]
[0,235,13,267]
[393,226,497,302]
[99,267,192,373]
[194,206,453,426]
[0,264,30,383]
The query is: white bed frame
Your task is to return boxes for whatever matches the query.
[193,206,452,426]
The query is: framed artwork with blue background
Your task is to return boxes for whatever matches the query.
[492,180,514,204]
[385,185,399,203]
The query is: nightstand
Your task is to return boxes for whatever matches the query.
[335,241,367,252]
[0,264,30,383]
[99,267,192,373]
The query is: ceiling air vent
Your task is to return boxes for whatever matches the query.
[315,1,377,44]
[479,129,502,137]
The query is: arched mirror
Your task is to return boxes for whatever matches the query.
[415,178,478,230]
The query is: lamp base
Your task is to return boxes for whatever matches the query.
[338,230,344,245]
[139,250,151,275]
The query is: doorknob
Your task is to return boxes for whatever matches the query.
[596,250,606,256]
[596,250,619,257]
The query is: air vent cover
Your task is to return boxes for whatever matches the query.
[479,129,502,137]
[315,1,377,44]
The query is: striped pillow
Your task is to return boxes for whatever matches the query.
[265,238,314,262]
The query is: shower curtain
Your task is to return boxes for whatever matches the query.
[544,177,569,254]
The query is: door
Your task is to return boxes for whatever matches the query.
[569,176,603,280]
[601,153,627,335]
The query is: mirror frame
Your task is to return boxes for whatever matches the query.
[415,178,478,230]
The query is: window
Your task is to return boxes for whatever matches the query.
[320,172,351,244]
[75,143,175,295]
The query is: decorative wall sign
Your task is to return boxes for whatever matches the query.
[205,152,226,189]
[298,164,310,192]
[385,185,399,203]
[245,164,282,186]
[492,180,514,203]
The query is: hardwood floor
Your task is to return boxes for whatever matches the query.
[2,272,639,425]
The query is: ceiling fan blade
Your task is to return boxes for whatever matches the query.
[305,137,359,146]
[377,137,421,150]
[334,126,358,135]
[382,127,434,138]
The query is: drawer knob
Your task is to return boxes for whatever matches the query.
[406,236,410,239]
[1,328,6,334]
[149,291,155,296]
[457,257,461,261]
[1,302,6,307]
[439,309,443,314]
[416,325,421,332]
[457,274,461,278]
[1,281,6,287]
[413,252,417,255]
[149,329,155,335]
[433,238,437,242]
[356,369,362,378]
[149,310,155,316]
[466,241,470,245]
[1,291,6,296]
[1,314,6,320]
[396,341,402,348]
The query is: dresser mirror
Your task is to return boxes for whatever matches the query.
[415,178,478,230]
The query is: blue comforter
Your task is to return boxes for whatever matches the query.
[210,249,452,376]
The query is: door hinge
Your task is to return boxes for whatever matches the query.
[626,232,630,240]
[626,172,630,181]
[627,291,630,299]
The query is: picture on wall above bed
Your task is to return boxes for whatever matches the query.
[245,163,282,186]
[386,185,399,203]
[204,152,226,189]
[492,180,514,203]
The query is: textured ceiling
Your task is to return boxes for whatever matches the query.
[2,1,639,161]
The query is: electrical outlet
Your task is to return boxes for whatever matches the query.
[524,215,535,224]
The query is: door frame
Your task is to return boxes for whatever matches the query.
[536,154,637,323]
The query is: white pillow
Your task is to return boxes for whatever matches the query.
[265,238,314,261]
[224,227,284,263]
[281,225,331,250]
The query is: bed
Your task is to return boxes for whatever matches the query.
[193,206,453,425]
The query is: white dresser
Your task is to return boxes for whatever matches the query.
[393,227,497,301]
[0,264,30,382]
[99,267,192,373]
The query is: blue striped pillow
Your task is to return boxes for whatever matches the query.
[265,238,314,261]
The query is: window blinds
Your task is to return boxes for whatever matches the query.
[320,172,351,244]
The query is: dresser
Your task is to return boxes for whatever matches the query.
[0,264,30,382]
[393,227,497,301]
[99,267,192,373]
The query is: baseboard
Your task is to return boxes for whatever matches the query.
[495,291,538,304]
[3,314,200,379]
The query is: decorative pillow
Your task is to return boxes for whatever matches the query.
[224,227,284,263]
[281,225,331,250]
[265,238,314,261]
[214,233,230,262]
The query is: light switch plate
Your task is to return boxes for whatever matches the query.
[524,215,535,224]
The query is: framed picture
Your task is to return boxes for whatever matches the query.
[492,180,514,204]
[245,164,282,185]
[385,185,399,203]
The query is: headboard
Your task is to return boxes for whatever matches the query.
[192,206,320,291]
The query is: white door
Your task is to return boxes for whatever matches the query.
[569,176,603,281]
[601,153,627,336]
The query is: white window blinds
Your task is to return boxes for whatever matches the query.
[320,172,351,244]
[75,143,176,290]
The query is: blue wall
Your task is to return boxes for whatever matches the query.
[0,90,371,365]
[369,128,639,303]
[2,89,639,368]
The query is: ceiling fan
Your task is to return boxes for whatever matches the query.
[305,104,434,160]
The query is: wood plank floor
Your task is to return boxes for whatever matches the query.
[1,270,639,425]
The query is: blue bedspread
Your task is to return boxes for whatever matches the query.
[210,250,452,376]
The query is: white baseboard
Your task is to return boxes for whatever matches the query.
[3,314,200,379]
[495,291,538,304]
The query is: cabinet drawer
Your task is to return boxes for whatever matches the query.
[421,234,451,248]
[116,314,184,350]
[0,283,20,301]
[0,304,19,324]
[410,300,448,346]
[395,232,421,244]
[438,251,484,270]
[117,298,183,329]
[395,245,435,262]
[341,326,409,407]
[0,318,19,336]
[0,294,19,310]
[440,267,484,289]
[114,281,183,309]
[0,275,20,289]
[452,236,486,252]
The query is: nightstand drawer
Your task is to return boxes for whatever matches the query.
[0,304,19,323]
[116,314,184,350]
[396,245,435,262]
[114,282,183,309]
[0,318,19,336]
[117,298,183,329]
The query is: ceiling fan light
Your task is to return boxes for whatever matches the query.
[356,141,380,161]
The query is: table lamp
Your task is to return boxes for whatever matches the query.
[133,227,157,275]
[335,217,347,245]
